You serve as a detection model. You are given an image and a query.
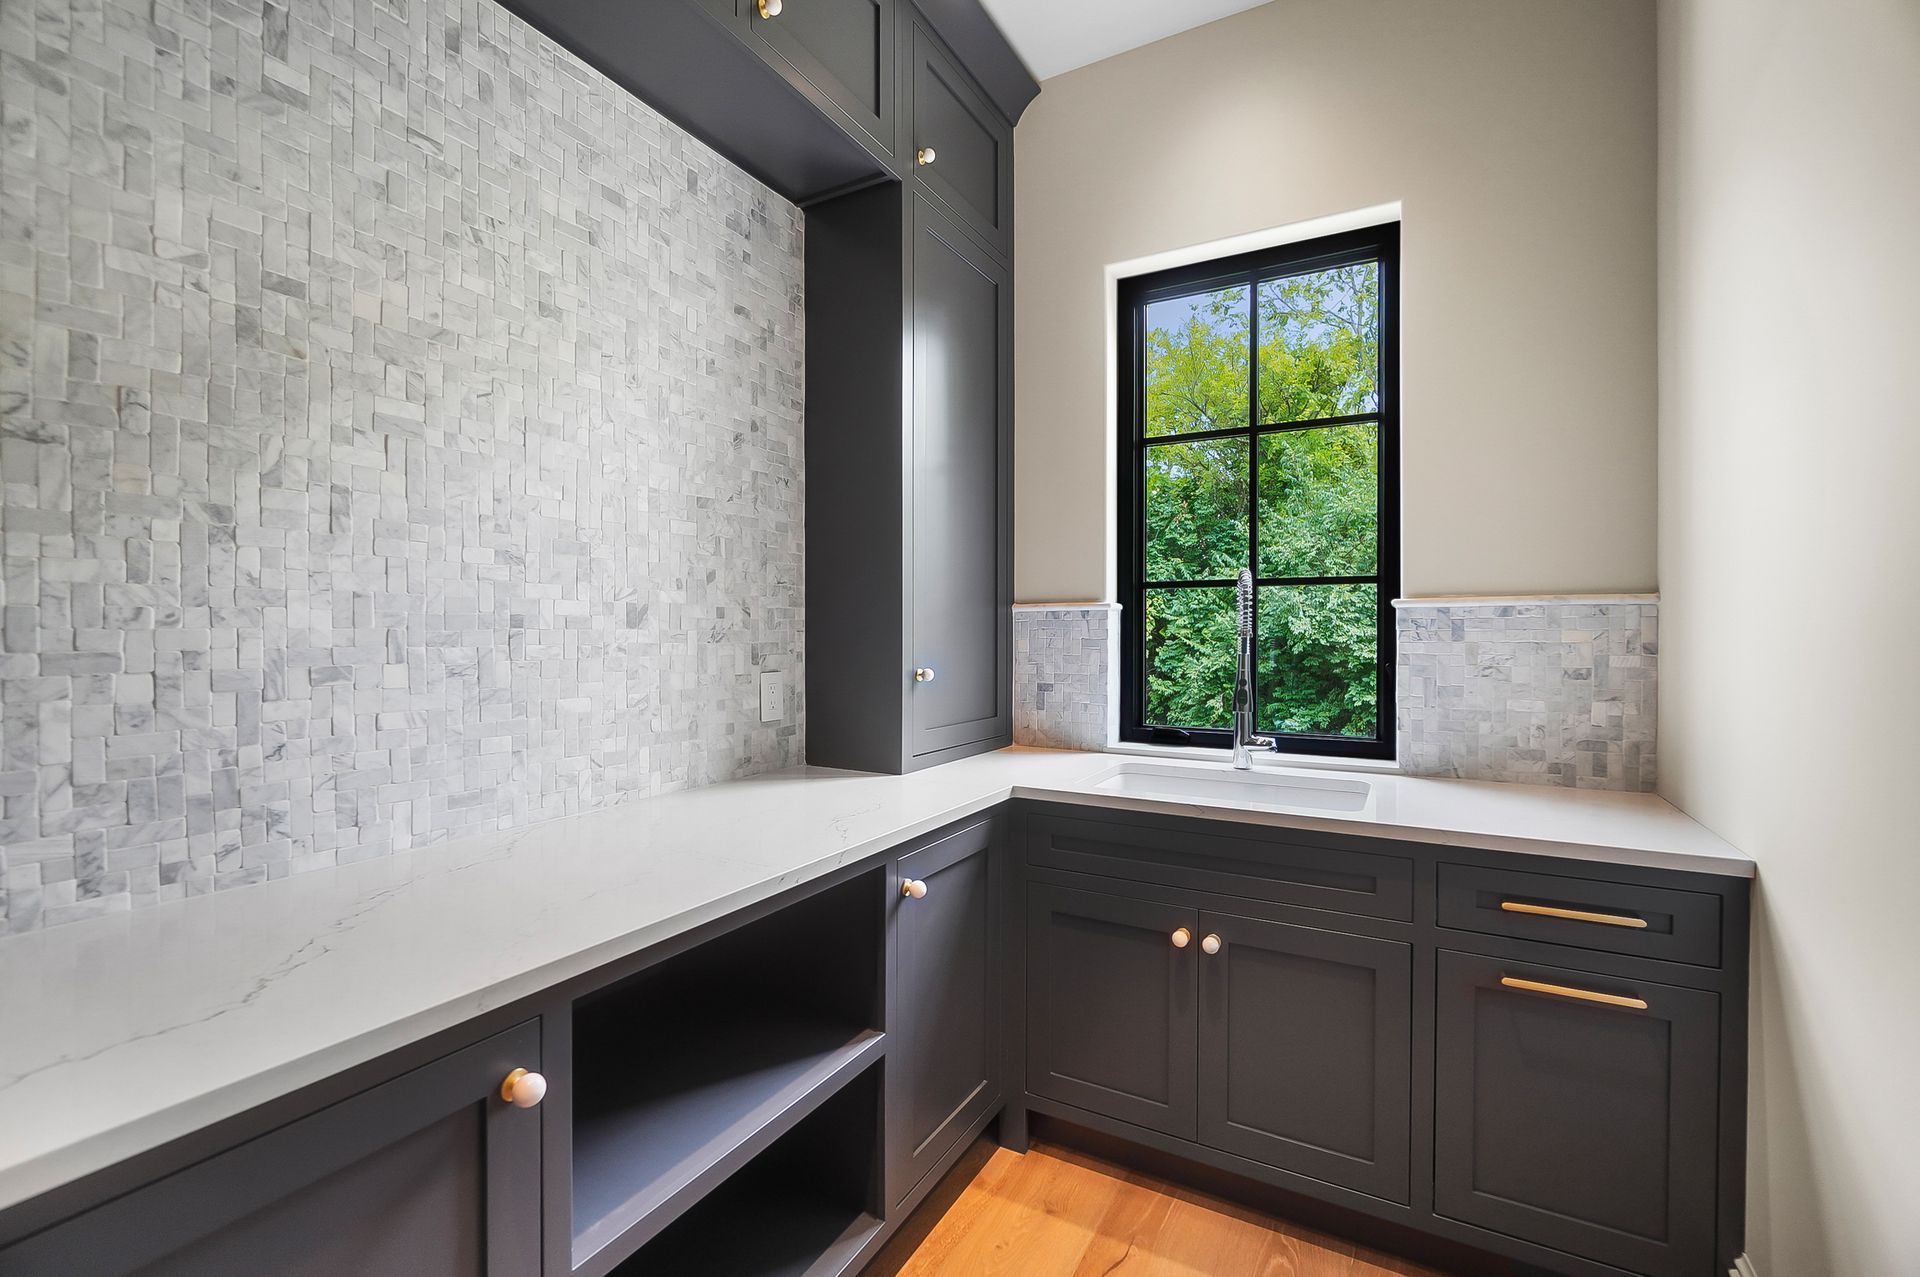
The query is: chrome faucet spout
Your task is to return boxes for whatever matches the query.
[1231,569,1276,769]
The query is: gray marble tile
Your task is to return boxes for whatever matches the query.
[1013,606,1114,752]
[1395,601,1657,791]
[0,0,806,932]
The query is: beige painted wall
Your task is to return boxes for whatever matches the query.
[1657,0,1920,1272]
[1012,0,1658,602]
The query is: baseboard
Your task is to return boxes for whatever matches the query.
[1731,1255,1760,1277]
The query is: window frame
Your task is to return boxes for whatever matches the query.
[1115,223,1400,760]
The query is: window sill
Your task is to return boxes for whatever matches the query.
[1100,740,1403,775]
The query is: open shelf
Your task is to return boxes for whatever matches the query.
[610,1064,884,1277]
[571,871,884,1273]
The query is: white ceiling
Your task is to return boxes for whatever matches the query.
[979,0,1272,81]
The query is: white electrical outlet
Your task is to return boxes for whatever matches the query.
[759,671,784,723]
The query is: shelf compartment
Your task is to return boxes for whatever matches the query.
[570,870,884,1273]
[610,1063,884,1277]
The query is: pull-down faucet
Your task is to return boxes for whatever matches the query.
[1232,568,1277,769]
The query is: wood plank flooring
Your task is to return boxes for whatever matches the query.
[871,1142,1453,1277]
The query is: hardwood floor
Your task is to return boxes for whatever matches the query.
[871,1141,1454,1277]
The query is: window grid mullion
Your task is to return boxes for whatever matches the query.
[1140,410,1377,449]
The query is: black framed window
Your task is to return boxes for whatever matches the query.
[1117,224,1399,759]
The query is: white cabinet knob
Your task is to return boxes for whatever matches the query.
[902,878,928,899]
[756,0,782,17]
[1171,927,1191,949]
[913,667,936,683]
[1201,934,1222,955]
[500,1067,547,1108]
[916,146,937,166]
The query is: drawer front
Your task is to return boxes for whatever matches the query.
[1027,813,1414,922]
[909,25,1008,253]
[1438,863,1723,967]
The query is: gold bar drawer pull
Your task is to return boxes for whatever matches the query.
[1500,975,1648,1010]
[1500,900,1649,929]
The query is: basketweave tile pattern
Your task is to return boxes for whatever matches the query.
[0,0,806,933]
[1013,606,1113,751]
[1396,602,1657,791]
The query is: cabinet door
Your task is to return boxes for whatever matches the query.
[1434,951,1719,1277]
[888,818,999,1206]
[908,24,1011,256]
[1026,884,1198,1139]
[909,194,1011,761]
[748,0,894,153]
[1196,913,1411,1203]
[0,1022,542,1277]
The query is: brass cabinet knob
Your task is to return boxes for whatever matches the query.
[1200,934,1222,955]
[500,1068,547,1108]
[913,667,935,683]
[915,146,937,166]
[902,878,928,900]
[1171,927,1191,949]
[756,0,782,17]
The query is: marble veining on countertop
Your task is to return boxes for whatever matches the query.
[0,748,1750,1216]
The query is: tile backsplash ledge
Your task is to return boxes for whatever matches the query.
[0,0,806,933]
[1013,598,1657,792]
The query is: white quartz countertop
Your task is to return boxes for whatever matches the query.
[0,747,1750,1215]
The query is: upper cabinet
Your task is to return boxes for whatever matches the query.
[804,16,1015,774]
[501,0,1035,206]
[908,194,1012,759]
[909,24,1012,255]
[747,0,897,160]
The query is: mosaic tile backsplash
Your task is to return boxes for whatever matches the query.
[1010,599,1657,791]
[0,0,806,933]
[1396,600,1657,791]
[1013,605,1113,751]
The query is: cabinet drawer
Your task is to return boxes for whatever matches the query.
[909,24,1009,253]
[1437,863,1723,967]
[1027,813,1413,921]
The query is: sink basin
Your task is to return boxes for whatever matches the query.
[1087,761,1372,814]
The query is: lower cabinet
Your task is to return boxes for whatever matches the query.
[888,817,1001,1207]
[1025,884,1199,1139]
[0,1021,542,1277]
[1025,883,1412,1203]
[1017,808,1748,1277]
[1197,912,1412,1203]
[1433,950,1721,1277]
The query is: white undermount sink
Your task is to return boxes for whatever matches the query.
[1087,761,1373,814]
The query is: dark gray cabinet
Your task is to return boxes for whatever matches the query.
[1025,884,1199,1139]
[0,1022,542,1277]
[1022,888,1411,1201]
[746,0,896,157]
[1196,913,1412,1203]
[908,194,1012,760]
[1434,950,1721,1277]
[908,22,1011,255]
[1015,804,1749,1277]
[888,818,1000,1205]
[498,1,1035,207]
[806,183,1012,772]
